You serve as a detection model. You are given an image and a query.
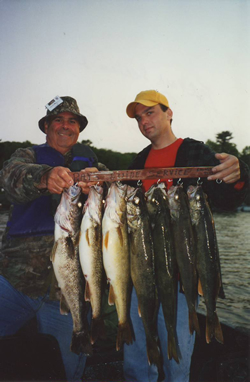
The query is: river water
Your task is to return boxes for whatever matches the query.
[0,210,249,331]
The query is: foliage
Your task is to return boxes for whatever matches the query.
[205,131,239,157]
[80,140,136,170]
[0,140,34,169]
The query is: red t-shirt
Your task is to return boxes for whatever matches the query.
[143,138,184,192]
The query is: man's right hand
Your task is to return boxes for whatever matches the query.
[38,167,74,194]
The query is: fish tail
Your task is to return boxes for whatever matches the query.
[189,310,200,336]
[71,331,93,356]
[167,334,179,364]
[146,338,165,382]
[116,322,133,351]
[206,313,224,344]
[90,317,106,345]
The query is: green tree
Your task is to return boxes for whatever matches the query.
[240,146,250,168]
[0,140,34,169]
[206,131,239,156]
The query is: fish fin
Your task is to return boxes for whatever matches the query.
[198,278,204,296]
[116,226,124,247]
[85,229,90,246]
[167,334,179,364]
[116,322,133,351]
[90,317,106,345]
[206,313,224,344]
[104,231,109,250]
[189,311,200,336]
[51,241,58,262]
[84,281,91,302]
[138,305,142,318]
[146,338,165,381]
[108,285,116,305]
[66,236,75,259]
[71,330,93,356]
[60,294,70,315]
[74,230,80,247]
[218,284,226,299]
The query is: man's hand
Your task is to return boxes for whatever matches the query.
[78,167,102,194]
[207,153,240,184]
[38,167,74,194]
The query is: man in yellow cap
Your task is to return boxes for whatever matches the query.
[123,90,249,382]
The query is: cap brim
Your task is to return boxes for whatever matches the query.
[126,100,158,118]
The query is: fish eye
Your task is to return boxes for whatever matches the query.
[174,195,179,201]
[196,195,200,201]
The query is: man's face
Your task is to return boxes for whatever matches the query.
[134,104,172,143]
[44,112,80,154]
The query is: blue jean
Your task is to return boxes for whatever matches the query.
[0,276,86,382]
[123,286,197,382]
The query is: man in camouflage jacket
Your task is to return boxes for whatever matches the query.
[0,96,99,381]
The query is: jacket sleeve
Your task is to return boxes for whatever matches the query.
[176,138,250,211]
[1,147,52,204]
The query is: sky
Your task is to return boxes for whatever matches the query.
[0,0,249,154]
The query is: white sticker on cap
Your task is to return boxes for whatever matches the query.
[45,96,63,111]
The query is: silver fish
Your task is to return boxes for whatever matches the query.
[52,184,92,356]
[79,184,105,345]
[102,182,133,351]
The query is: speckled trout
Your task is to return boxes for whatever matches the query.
[79,184,105,345]
[187,184,224,344]
[52,184,92,356]
[127,186,164,381]
[102,182,133,351]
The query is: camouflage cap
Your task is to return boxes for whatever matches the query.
[38,96,88,133]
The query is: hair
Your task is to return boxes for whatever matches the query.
[159,104,172,124]
[159,104,168,112]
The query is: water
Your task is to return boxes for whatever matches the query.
[197,211,250,331]
[0,210,249,331]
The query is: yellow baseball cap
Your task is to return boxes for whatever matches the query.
[126,90,169,118]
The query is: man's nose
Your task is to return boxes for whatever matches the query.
[62,119,69,128]
[141,115,149,126]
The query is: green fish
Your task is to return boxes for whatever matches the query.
[168,184,200,336]
[187,184,224,344]
[146,182,179,363]
[127,186,164,381]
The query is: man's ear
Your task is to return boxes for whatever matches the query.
[167,108,173,120]
[44,122,48,134]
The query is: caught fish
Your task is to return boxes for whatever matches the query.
[102,182,133,351]
[187,184,224,344]
[52,184,92,356]
[127,186,164,381]
[79,184,106,345]
[146,183,179,363]
[168,184,200,336]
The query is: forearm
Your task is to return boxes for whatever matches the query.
[1,148,52,204]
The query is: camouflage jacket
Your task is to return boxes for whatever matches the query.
[0,143,98,299]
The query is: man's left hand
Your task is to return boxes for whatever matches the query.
[207,153,240,184]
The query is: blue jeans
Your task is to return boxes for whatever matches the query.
[123,286,197,382]
[0,276,86,382]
